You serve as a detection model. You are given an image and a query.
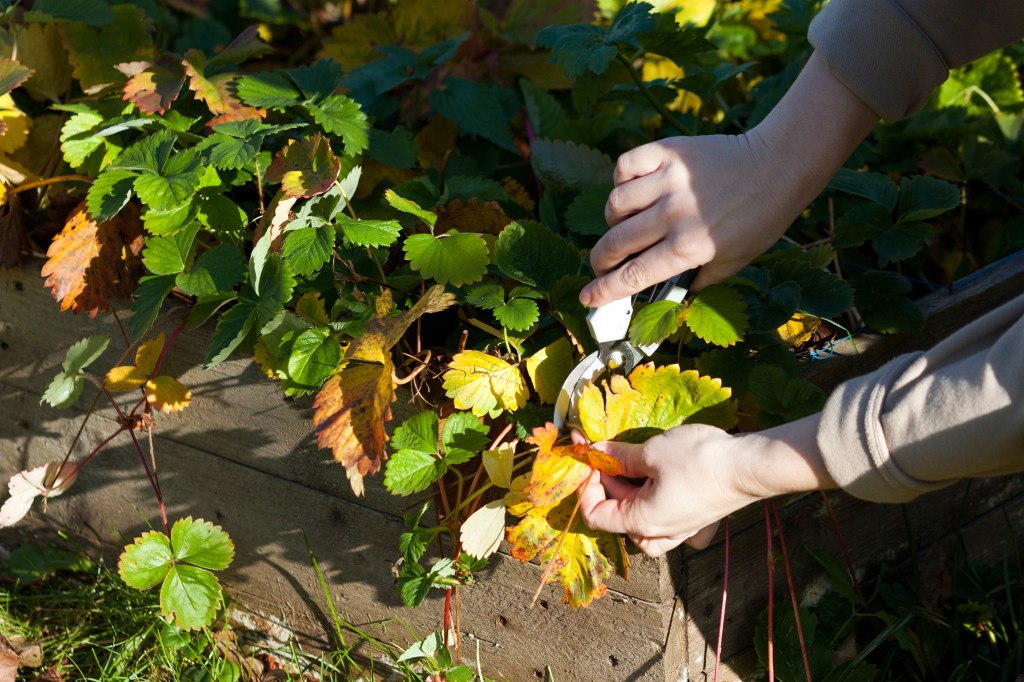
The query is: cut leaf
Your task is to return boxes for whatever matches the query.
[442,350,529,418]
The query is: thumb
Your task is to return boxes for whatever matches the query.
[591,441,652,479]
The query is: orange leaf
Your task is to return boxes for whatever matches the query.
[525,423,622,508]
[182,50,263,125]
[40,201,144,317]
[122,62,185,115]
[264,134,341,199]
[145,375,191,413]
[313,286,456,495]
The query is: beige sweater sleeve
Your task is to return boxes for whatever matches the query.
[808,0,1024,121]
[818,293,1024,503]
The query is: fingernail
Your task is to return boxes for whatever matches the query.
[579,287,592,307]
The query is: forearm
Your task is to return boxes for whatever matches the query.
[747,50,878,216]
[733,414,838,503]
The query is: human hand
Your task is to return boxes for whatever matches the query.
[578,415,835,557]
[578,51,879,308]
[577,424,757,556]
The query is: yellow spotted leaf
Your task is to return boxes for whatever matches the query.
[506,496,627,608]
[314,287,456,495]
[295,292,330,326]
[264,133,340,199]
[182,50,262,125]
[145,376,191,413]
[442,350,529,418]
[579,363,737,444]
[526,423,623,509]
[104,365,148,392]
[525,337,575,405]
[777,312,821,347]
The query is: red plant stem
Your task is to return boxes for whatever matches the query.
[714,516,730,682]
[771,499,811,682]
[68,427,127,479]
[125,424,169,534]
[819,491,865,604]
[764,501,775,682]
[151,321,188,377]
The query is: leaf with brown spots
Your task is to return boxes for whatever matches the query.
[182,50,263,126]
[40,200,145,317]
[313,286,455,495]
[121,61,185,115]
[264,134,340,199]
[525,423,622,509]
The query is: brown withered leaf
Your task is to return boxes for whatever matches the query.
[435,198,512,236]
[182,50,262,126]
[40,200,145,317]
[313,286,455,495]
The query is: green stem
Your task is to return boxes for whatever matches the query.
[616,53,690,137]
[334,179,389,283]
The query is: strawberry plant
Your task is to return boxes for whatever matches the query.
[1,0,1020,673]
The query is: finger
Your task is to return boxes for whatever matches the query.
[588,207,669,276]
[632,535,685,558]
[578,475,643,536]
[589,441,652,479]
[614,143,666,185]
[604,173,663,228]
[570,428,589,446]
[600,473,644,500]
[684,522,720,550]
[581,244,699,308]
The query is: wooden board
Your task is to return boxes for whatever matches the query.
[0,264,680,682]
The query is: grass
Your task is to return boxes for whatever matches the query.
[0,541,446,682]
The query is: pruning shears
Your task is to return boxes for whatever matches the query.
[553,269,698,432]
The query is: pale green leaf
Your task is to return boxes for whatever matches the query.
[629,299,684,347]
[335,215,401,247]
[160,564,223,631]
[283,223,334,276]
[494,297,540,331]
[684,284,748,347]
[385,189,437,228]
[403,232,489,287]
[441,411,489,465]
[41,371,84,409]
[175,244,246,298]
[286,327,341,387]
[170,517,234,571]
[118,531,172,590]
[62,335,110,374]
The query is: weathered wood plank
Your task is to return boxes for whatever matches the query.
[0,390,683,682]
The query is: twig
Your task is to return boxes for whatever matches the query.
[770,499,811,682]
[8,175,93,196]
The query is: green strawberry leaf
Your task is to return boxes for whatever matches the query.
[142,224,199,276]
[897,175,960,223]
[441,411,490,465]
[118,531,173,590]
[873,222,933,266]
[429,77,518,152]
[175,244,246,298]
[403,232,489,287]
[465,283,505,310]
[494,297,540,331]
[629,299,683,347]
[283,223,335,276]
[749,365,825,429]
[160,564,223,631]
[87,169,137,223]
[385,189,437,228]
[234,71,302,108]
[41,371,84,409]
[530,139,613,192]
[25,0,114,27]
[392,411,440,454]
[495,221,580,292]
[683,284,748,347]
[565,183,613,236]
[63,335,110,374]
[335,215,401,248]
[308,94,369,156]
[206,296,258,367]
[128,275,177,339]
[133,149,203,212]
[285,327,341,387]
[170,517,234,571]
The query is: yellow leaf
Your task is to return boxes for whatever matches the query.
[460,499,506,559]
[295,292,330,326]
[526,423,622,509]
[0,183,6,209]
[777,312,820,347]
[525,337,575,405]
[442,350,529,418]
[482,442,515,489]
[0,94,30,154]
[579,363,736,443]
[145,375,191,413]
[503,474,533,517]
[135,332,165,376]
[104,365,148,392]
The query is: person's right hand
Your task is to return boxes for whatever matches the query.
[579,130,807,307]
[578,51,880,309]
